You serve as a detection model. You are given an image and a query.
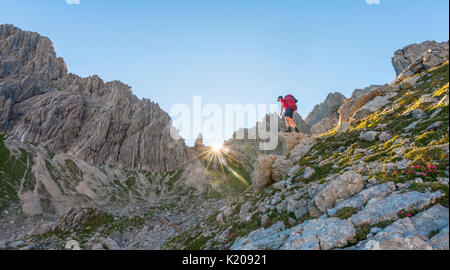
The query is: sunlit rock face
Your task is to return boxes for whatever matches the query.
[392,41,449,76]
[0,24,189,173]
[305,92,346,135]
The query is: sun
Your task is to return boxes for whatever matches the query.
[211,142,224,152]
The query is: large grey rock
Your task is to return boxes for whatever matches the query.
[359,131,378,142]
[231,218,356,250]
[288,135,316,160]
[281,218,356,250]
[327,182,396,216]
[271,156,293,182]
[337,88,382,127]
[7,240,25,249]
[309,117,338,135]
[351,218,433,250]
[314,170,364,213]
[392,41,449,76]
[351,191,444,226]
[351,85,382,100]
[429,226,449,250]
[394,41,449,83]
[230,222,288,250]
[351,205,448,250]
[411,204,449,237]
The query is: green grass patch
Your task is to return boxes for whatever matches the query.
[332,207,357,219]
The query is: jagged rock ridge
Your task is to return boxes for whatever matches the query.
[392,41,448,76]
[305,92,346,135]
[0,24,189,173]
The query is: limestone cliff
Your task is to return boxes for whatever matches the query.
[0,24,189,173]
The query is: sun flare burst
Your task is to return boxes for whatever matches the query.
[211,142,224,152]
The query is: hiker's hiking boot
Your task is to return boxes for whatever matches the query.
[295,127,300,133]
[285,127,292,133]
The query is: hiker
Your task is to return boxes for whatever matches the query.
[278,94,300,133]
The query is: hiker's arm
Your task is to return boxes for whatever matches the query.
[280,104,284,117]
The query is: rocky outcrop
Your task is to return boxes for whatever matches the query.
[231,218,356,250]
[252,155,279,191]
[271,134,315,183]
[394,41,449,83]
[51,207,102,232]
[337,84,400,128]
[305,92,346,135]
[350,205,449,250]
[161,43,450,251]
[392,41,449,76]
[327,182,396,216]
[336,41,448,130]
[350,92,397,122]
[0,24,189,173]
[280,218,356,250]
[351,85,382,100]
[351,191,444,226]
[313,170,364,213]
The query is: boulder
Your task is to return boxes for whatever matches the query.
[359,131,378,142]
[0,24,189,173]
[102,238,121,250]
[351,191,444,226]
[252,155,279,191]
[429,226,449,250]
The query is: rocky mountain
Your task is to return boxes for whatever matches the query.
[305,92,346,135]
[0,24,189,173]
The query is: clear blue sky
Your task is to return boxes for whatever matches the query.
[1,0,449,145]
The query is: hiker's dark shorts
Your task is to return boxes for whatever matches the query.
[285,109,294,118]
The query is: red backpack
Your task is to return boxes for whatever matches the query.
[285,94,298,111]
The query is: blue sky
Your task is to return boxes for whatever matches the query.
[1,0,449,145]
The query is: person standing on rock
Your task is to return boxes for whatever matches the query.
[278,95,300,133]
